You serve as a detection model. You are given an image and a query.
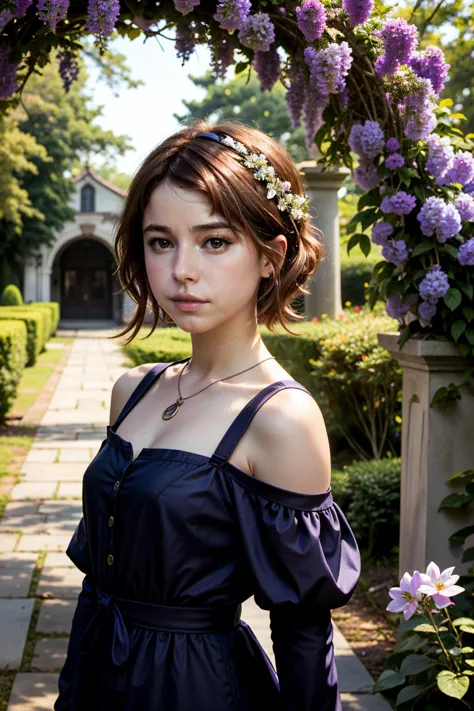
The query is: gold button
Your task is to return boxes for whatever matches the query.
[107,554,114,565]
[113,481,120,491]
[108,516,114,527]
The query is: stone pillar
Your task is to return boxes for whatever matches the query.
[297,162,350,320]
[23,257,37,302]
[378,332,474,579]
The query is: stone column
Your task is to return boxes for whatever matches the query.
[23,257,37,302]
[378,332,474,579]
[297,162,350,320]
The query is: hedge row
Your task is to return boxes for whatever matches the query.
[122,304,401,460]
[0,303,59,366]
[0,320,27,420]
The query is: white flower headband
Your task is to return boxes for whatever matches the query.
[196,131,310,222]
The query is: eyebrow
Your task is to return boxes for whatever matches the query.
[143,221,232,235]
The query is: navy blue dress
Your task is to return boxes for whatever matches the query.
[55,358,361,711]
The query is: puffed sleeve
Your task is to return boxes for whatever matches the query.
[232,479,361,711]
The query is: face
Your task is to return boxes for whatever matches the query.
[142,181,286,334]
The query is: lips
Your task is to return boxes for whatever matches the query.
[171,296,207,303]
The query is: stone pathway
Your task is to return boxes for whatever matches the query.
[1,328,391,710]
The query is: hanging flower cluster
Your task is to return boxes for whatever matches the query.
[1,0,474,356]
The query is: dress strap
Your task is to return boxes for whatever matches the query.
[111,357,191,431]
[210,380,312,466]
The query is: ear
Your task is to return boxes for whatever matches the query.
[260,235,288,277]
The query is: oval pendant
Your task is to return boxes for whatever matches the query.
[162,402,180,420]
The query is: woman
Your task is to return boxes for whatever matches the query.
[55,119,361,711]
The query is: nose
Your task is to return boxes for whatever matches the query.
[171,242,199,283]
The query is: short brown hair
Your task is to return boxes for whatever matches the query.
[112,118,324,344]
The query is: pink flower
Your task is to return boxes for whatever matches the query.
[386,570,425,620]
[417,561,465,609]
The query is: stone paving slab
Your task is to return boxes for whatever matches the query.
[3,503,39,518]
[31,440,103,449]
[57,450,91,463]
[32,638,69,672]
[7,673,59,710]
[36,566,84,598]
[0,534,19,552]
[341,693,392,710]
[23,450,57,464]
[37,501,82,517]
[0,554,37,567]
[16,535,72,552]
[36,600,75,633]
[0,599,35,668]
[43,553,75,567]
[41,519,77,536]
[9,483,57,501]
[0,564,35,597]
[56,483,82,499]
[20,463,86,481]
[0,516,48,533]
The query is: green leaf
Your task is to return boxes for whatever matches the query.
[453,618,474,627]
[439,98,454,108]
[461,284,474,300]
[439,492,472,510]
[412,242,435,257]
[347,233,362,254]
[451,320,467,342]
[437,670,470,699]
[466,329,474,346]
[444,288,462,311]
[452,113,468,120]
[459,624,474,634]
[359,234,371,257]
[400,654,437,676]
[463,308,474,323]
[413,623,438,634]
[374,669,406,690]
[127,26,142,39]
[396,685,425,706]
[234,61,249,75]
[440,243,460,259]
[393,634,427,653]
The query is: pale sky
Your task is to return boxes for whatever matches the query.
[86,33,217,176]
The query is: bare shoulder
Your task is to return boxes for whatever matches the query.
[109,363,158,426]
[248,387,332,495]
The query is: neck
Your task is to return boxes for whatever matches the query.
[185,318,272,382]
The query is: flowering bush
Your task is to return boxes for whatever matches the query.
[2,1,474,362]
[376,561,474,708]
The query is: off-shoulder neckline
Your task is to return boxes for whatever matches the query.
[106,426,334,512]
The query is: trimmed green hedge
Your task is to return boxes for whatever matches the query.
[13,307,51,350]
[29,302,59,337]
[332,457,401,559]
[0,308,45,366]
[0,284,23,306]
[0,320,27,421]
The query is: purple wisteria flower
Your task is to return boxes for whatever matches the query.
[385,137,400,152]
[454,193,474,222]
[296,0,327,42]
[58,50,79,92]
[285,68,305,129]
[85,0,120,37]
[418,299,438,326]
[213,0,250,32]
[386,292,416,322]
[419,265,450,304]
[253,46,280,92]
[211,38,234,80]
[174,0,199,15]
[37,0,69,31]
[372,222,393,246]
[458,238,474,266]
[425,134,454,185]
[382,239,411,266]
[409,45,450,97]
[380,191,416,215]
[353,161,380,190]
[385,153,405,170]
[348,120,384,160]
[238,12,275,52]
[375,18,418,76]
[464,180,474,195]
[302,93,324,150]
[445,151,474,186]
[403,78,437,141]
[175,24,196,64]
[0,46,19,99]
[417,197,461,242]
[304,42,353,110]
[0,0,33,31]
[342,0,374,26]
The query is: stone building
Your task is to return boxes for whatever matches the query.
[23,165,135,324]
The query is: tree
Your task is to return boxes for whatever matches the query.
[174,70,309,163]
[0,51,133,285]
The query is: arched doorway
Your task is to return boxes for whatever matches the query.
[59,238,114,320]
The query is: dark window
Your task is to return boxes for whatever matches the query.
[81,184,95,212]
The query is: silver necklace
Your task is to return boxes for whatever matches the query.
[162,356,276,421]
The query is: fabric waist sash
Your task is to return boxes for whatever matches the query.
[79,576,242,692]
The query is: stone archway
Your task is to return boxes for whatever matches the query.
[54,238,115,320]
